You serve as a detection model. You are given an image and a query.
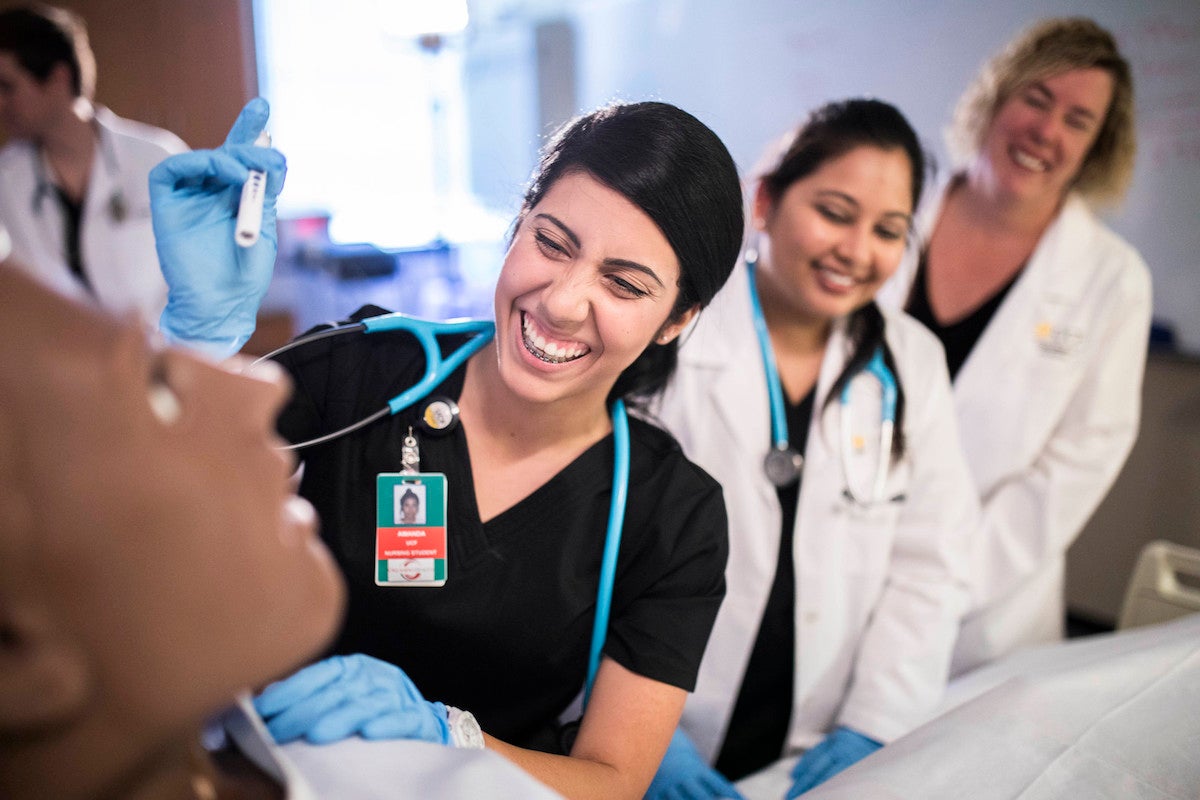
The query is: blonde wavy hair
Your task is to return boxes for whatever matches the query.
[947,17,1136,206]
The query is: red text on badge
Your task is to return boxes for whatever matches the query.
[376,526,447,560]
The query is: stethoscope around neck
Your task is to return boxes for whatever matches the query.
[31,121,128,223]
[745,248,899,505]
[255,312,626,707]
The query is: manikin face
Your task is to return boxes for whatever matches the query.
[0,268,344,737]
[0,52,61,140]
[977,67,1114,204]
[492,170,693,410]
[754,145,913,325]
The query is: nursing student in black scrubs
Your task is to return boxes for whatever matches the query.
[149,99,745,800]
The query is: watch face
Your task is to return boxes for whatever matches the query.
[450,708,485,749]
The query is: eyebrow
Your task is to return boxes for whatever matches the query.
[535,213,581,248]
[816,190,912,225]
[534,212,666,288]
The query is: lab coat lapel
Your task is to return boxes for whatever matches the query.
[695,262,781,514]
[952,195,1089,485]
[793,319,850,565]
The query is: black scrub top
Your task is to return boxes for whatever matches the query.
[906,254,1019,381]
[275,306,729,753]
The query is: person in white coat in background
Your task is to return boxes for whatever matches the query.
[0,4,186,324]
[880,18,1152,677]
[646,99,977,799]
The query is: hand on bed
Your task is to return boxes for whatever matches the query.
[253,653,451,745]
[786,726,881,797]
[645,728,746,800]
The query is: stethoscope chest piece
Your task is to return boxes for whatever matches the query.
[419,396,460,435]
[763,445,803,488]
[107,191,128,223]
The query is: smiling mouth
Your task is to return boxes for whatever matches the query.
[1011,148,1050,172]
[817,265,858,289]
[521,312,590,364]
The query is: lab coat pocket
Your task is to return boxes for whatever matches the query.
[833,493,903,580]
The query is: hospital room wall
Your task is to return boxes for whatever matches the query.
[0,0,256,150]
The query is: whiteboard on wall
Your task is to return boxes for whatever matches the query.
[564,0,1200,351]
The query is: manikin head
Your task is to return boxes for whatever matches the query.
[0,266,344,799]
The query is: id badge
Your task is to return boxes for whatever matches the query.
[375,473,448,587]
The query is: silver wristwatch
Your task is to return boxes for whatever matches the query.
[446,705,485,749]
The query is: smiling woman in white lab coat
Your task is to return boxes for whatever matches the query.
[647,99,977,799]
[880,18,1152,677]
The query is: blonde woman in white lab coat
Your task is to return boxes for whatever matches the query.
[647,99,977,799]
[881,18,1152,676]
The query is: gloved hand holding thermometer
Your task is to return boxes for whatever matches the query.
[235,129,271,247]
[149,98,286,359]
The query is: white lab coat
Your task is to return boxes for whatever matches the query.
[879,178,1153,676]
[0,105,186,324]
[651,260,976,760]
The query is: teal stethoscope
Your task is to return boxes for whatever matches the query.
[257,313,626,706]
[745,248,898,504]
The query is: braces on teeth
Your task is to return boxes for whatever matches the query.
[522,314,586,364]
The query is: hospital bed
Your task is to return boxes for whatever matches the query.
[738,541,1200,800]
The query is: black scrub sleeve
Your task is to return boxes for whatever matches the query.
[602,432,729,692]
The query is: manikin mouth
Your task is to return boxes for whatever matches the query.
[521,312,590,364]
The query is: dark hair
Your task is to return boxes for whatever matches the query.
[760,98,926,216]
[516,101,744,406]
[759,98,927,457]
[0,5,95,99]
[400,489,419,505]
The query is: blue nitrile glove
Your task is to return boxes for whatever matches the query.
[252,654,451,746]
[786,726,881,797]
[149,97,286,359]
[644,728,745,800]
